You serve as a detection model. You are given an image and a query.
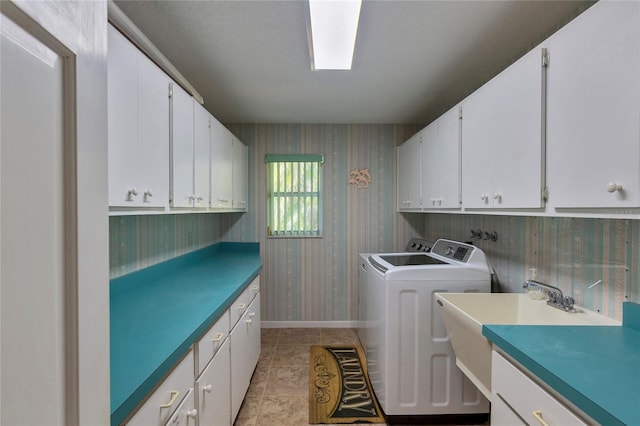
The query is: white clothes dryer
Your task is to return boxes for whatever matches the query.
[357,238,491,416]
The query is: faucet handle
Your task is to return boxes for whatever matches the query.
[564,296,575,310]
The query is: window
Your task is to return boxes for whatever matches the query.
[266,154,323,237]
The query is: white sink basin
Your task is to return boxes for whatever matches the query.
[435,293,619,399]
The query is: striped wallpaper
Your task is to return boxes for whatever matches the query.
[109,123,639,322]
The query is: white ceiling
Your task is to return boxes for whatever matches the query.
[114,0,594,125]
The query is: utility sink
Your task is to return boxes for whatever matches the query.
[435,293,620,399]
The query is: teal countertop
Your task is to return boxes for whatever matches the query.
[483,302,640,426]
[110,242,262,426]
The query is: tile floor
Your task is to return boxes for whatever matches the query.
[233,327,385,426]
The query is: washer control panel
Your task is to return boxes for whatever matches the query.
[431,239,475,263]
[405,238,435,253]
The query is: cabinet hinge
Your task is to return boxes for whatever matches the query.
[542,48,550,68]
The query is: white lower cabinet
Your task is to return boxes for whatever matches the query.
[491,350,588,426]
[230,294,261,422]
[125,283,261,426]
[126,350,195,426]
[196,339,231,426]
[165,388,198,426]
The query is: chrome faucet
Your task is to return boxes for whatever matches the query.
[523,279,576,312]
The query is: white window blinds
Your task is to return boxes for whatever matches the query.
[266,154,323,237]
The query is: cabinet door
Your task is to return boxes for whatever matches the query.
[193,103,211,209]
[170,83,195,208]
[210,119,234,209]
[462,47,545,209]
[197,339,231,426]
[137,52,170,208]
[546,1,640,209]
[422,106,460,209]
[232,138,248,210]
[108,26,140,207]
[397,133,422,211]
[230,294,261,422]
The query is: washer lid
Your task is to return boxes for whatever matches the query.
[379,254,449,267]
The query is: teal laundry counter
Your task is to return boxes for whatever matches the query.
[483,302,640,426]
[110,242,262,426]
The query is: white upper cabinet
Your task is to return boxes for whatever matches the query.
[210,120,234,209]
[422,105,461,210]
[171,88,211,209]
[397,132,422,211]
[232,137,249,211]
[170,83,196,208]
[546,1,640,210]
[193,103,211,209]
[108,25,169,210]
[461,47,546,210]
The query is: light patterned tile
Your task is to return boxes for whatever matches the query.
[321,328,360,345]
[264,365,308,396]
[234,396,260,426]
[245,363,269,399]
[257,344,275,369]
[278,328,322,345]
[271,344,311,366]
[261,328,280,345]
[256,395,308,426]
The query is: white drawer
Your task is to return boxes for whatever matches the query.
[125,350,194,426]
[196,310,230,375]
[229,277,259,327]
[164,388,197,426]
[491,351,587,426]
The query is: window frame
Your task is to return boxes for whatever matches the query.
[265,154,323,238]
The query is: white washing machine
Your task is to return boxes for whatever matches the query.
[357,238,490,416]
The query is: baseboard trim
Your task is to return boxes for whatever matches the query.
[261,320,358,328]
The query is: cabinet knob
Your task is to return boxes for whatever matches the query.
[249,311,256,319]
[237,303,246,310]
[493,193,502,201]
[246,318,253,324]
[202,384,212,393]
[187,408,198,419]
[252,285,259,292]
[607,182,623,193]
[480,194,489,202]
[127,188,138,201]
[212,332,224,343]
[143,189,153,202]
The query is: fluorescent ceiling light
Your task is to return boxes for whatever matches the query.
[308,0,362,70]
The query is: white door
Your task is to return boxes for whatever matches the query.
[232,138,248,210]
[171,83,195,208]
[397,133,422,211]
[462,47,545,209]
[422,106,460,209]
[1,11,66,425]
[210,119,233,209]
[193,103,211,208]
[197,339,231,426]
[546,1,640,209]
